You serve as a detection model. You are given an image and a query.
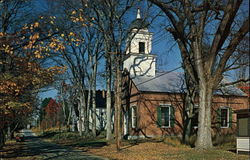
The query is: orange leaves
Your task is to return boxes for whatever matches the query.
[0,101,32,117]
[0,79,20,95]
[34,22,39,28]
[47,66,67,75]
[49,41,57,48]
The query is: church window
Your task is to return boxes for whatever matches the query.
[139,42,145,53]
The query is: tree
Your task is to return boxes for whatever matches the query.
[89,0,137,148]
[40,98,63,130]
[90,0,157,150]
[148,0,249,149]
[42,0,104,136]
[0,0,65,147]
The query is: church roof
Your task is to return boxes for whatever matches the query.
[129,18,148,30]
[129,8,149,30]
[132,72,246,96]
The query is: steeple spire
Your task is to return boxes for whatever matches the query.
[136,8,141,19]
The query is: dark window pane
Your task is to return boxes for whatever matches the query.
[139,42,145,53]
[132,107,136,128]
[161,107,170,127]
[221,109,228,127]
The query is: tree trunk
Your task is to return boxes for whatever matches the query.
[66,102,72,132]
[92,54,97,137]
[106,56,113,141]
[182,95,194,144]
[7,125,11,140]
[115,60,122,151]
[86,88,91,134]
[0,129,5,149]
[78,97,83,136]
[182,73,196,144]
[195,82,213,149]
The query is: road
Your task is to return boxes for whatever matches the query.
[1,129,108,160]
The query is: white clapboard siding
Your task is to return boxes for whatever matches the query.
[237,137,250,153]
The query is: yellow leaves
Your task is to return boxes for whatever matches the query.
[61,34,65,37]
[24,33,40,51]
[49,42,57,48]
[0,77,21,96]
[1,44,14,55]
[57,43,65,50]
[1,101,32,116]
[70,10,85,24]
[47,66,67,74]
[30,33,40,40]
[50,20,54,24]
[34,50,43,59]
[79,16,84,22]
[34,22,39,28]
[69,32,74,36]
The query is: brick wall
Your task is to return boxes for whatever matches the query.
[125,85,249,138]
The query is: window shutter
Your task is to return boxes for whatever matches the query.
[216,108,221,128]
[134,107,137,128]
[229,108,232,128]
[170,106,175,128]
[129,107,132,128]
[157,106,162,127]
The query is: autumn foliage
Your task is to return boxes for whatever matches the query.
[0,15,66,147]
[40,98,63,130]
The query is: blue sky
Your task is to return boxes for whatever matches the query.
[37,3,183,99]
[38,1,249,100]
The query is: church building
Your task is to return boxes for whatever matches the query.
[122,9,249,139]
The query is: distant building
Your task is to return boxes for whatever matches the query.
[77,90,114,132]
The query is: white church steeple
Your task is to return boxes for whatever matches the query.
[136,8,141,19]
[123,8,156,78]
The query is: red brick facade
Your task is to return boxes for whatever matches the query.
[123,78,249,138]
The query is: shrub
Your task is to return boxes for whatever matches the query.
[213,134,236,147]
[163,136,183,147]
[188,135,197,147]
[52,132,79,141]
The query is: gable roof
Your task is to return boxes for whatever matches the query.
[132,72,246,96]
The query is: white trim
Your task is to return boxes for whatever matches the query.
[128,135,154,140]
[131,106,136,129]
[159,104,171,128]
[236,137,250,154]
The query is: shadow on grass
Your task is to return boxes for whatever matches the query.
[76,141,108,148]
[0,136,89,159]
[38,131,59,138]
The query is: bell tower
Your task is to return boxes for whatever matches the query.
[124,8,156,78]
